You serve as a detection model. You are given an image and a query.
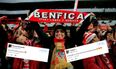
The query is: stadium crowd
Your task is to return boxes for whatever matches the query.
[0,15,116,69]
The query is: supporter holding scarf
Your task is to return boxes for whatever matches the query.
[50,25,73,69]
[12,22,41,69]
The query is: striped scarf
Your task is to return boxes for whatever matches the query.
[50,38,73,69]
[23,59,29,69]
[23,39,33,69]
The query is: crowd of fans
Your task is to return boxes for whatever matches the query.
[0,15,116,69]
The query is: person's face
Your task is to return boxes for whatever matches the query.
[88,23,94,30]
[107,33,113,40]
[99,24,108,31]
[55,29,65,39]
[8,33,12,40]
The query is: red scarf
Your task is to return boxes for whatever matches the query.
[12,58,40,69]
[54,38,65,50]
[54,38,65,43]
[51,38,74,69]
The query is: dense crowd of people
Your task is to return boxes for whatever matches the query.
[0,14,116,69]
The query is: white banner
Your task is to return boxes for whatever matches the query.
[65,40,109,62]
[6,43,49,62]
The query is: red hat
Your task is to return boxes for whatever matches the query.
[83,32,96,44]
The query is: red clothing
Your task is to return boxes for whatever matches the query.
[82,32,114,69]
[83,53,114,69]
[12,39,41,69]
[13,58,40,69]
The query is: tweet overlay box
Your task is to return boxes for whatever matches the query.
[6,43,49,62]
[65,40,109,62]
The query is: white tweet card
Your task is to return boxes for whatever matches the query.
[65,40,109,62]
[6,43,49,62]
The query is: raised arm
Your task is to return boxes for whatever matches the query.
[30,22,51,48]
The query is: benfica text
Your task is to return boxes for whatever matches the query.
[33,11,85,20]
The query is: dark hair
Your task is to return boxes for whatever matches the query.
[91,19,98,26]
[104,30,112,40]
[22,22,34,39]
[53,25,68,38]
[52,25,72,49]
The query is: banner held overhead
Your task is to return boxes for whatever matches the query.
[28,9,91,23]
